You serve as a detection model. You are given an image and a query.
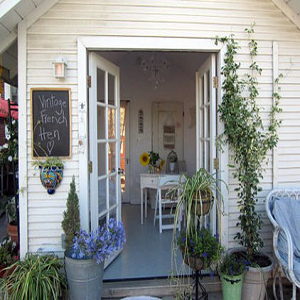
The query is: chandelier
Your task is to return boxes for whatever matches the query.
[141,53,170,89]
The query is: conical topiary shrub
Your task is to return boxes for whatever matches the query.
[62,176,80,249]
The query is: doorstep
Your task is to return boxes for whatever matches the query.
[102,276,222,299]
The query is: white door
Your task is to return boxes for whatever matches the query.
[196,54,217,234]
[89,53,122,263]
[152,102,184,162]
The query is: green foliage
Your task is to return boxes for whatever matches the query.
[1,196,18,222]
[177,228,223,269]
[216,25,282,258]
[62,176,80,249]
[0,118,18,167]
[32,157,64,169]
[148,151,161,167]
[1,254,66,300]
[218,253,248,277]
[172,168,226,236]
[0,238,18,267]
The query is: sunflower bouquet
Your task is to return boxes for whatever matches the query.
[140,151,165,173]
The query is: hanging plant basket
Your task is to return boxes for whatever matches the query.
[191,191,213,216]
[183,254,205,271]
[39,166,63,195]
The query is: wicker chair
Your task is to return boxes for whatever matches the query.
[266,189,300,300]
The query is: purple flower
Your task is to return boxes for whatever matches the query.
[202,252,208,258]
[71,218,126,264]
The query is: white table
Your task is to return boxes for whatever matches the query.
[140,173,159,224]
[140,173,183,225]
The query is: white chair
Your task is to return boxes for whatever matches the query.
[266,189,300,300]
[153,174,182,233]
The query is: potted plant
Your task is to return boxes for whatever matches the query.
[5,197,18,244]
[0,238,18,278]
[178,227,223,271]
[1,254,66,299]
[218,254,248,300]
[216,25,281,299]
[173,168,225,225]
[64,218,126,300]
[32,157,64,194]
[61,176,80,249]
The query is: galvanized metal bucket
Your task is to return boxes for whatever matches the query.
[65,251,104,300]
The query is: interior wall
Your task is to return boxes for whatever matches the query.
[100,51,205,204]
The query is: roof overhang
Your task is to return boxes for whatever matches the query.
[271,0,300,30]
[0,0,59,86]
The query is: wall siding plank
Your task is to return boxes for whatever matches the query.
[24,0,300,254]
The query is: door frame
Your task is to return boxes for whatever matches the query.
[77,36,229,248]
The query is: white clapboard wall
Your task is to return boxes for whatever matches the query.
[23,0,300,254]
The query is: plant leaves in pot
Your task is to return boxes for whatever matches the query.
[178,227,223,271]
[218,253,249,300]
[216,25,281,300]
[171,167,226,235]
[64,219,126,300]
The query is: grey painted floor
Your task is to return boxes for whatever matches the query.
[104,204,188,280]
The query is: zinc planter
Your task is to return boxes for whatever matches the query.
[221,273,244,300]
[65,251,104,300]
[242,254,274,300]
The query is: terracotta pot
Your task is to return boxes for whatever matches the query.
[7,222,18,244]
[191,191,213,216]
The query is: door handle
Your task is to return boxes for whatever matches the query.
[126,158,130,164]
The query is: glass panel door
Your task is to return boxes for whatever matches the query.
[89,52,121,237]
[196,54,217,233]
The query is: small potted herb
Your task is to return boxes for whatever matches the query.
[218,254,249,300]
[32,157,64,194]
[65,219,126,300]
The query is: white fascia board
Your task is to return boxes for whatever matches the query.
[0,0,59,54]
[24,0,59,29]
[0,31,17,54]
[271,0,300,30]
[0,0,22,19]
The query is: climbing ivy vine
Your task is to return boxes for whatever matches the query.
[216,25,282,258]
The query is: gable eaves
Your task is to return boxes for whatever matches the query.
[271,0,300,31]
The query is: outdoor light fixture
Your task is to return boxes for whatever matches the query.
[53,55,67,78]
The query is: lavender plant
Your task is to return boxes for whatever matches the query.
[71,218,126,264]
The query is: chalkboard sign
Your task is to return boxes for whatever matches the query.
[31,88,71,158]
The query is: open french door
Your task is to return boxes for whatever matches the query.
[196,54,218,235]
[89,52,122,266]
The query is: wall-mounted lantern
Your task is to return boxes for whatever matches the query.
[53,55,67,78]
